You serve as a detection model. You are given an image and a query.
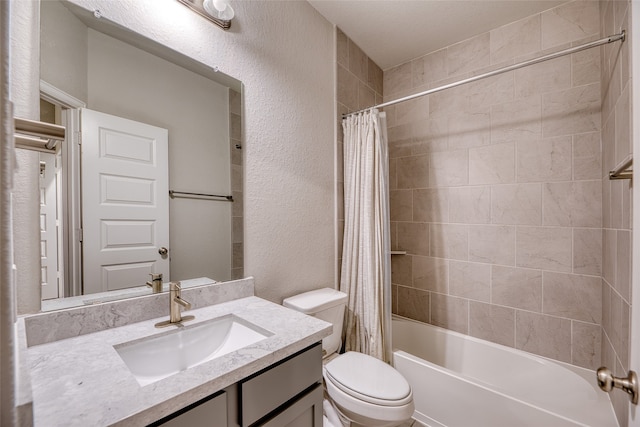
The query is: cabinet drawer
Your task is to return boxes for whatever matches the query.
[154,390,227,427]
[259,384,323,427]
[240,343,322,427]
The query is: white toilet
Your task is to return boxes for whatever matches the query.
[283,288,414,427]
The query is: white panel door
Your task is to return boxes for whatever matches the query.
[81,108,169,294]
[39,153,59,300]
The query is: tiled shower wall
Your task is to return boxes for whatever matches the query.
[336,29,384,273]
[385,0,606,369]
[599,0,633,425]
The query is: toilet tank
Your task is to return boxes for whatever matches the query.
[283,288,348,357]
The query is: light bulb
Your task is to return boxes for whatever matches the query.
[203,0,234,21]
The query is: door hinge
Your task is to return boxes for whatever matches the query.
[76,131,82,145]
[78,228,83,242]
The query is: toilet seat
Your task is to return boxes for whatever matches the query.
[324,352,412,406]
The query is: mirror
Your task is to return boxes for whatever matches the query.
[38,0,244,311]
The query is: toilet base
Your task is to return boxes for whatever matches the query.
[324,377,414,427]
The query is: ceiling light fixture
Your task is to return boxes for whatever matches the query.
[177,0,234,30]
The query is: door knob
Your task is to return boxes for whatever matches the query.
[158,247,168,256]
[597,367,638,405]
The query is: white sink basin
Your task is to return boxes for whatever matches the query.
[115,314,272,386]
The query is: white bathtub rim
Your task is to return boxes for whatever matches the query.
[394,350,589,427]
[391,316,618,427]
[391,315,600,382]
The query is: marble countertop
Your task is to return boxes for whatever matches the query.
[25,296,332,426]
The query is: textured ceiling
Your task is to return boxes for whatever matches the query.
[308,0,568,69]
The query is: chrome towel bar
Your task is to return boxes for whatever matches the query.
[169,190,233,202]
[609,154,633,180]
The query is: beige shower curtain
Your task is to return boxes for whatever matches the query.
[340,110,391,363]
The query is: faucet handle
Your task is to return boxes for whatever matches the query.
[170,281,181,292]
[149,273,163,281]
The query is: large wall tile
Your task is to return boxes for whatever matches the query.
[572,47,601,87]
[397,286,430,323]
[615,84,631,165]
[396,95,430,127]
[543,181,602,227]
[336,27,349,68]
[469,225,516,266]
[384,62,412,96]
[413,117,449,153]
[572,132,601,180]
[348,38,368,82]
[541,0,599,49]
[397,222,430,256]
[467,73,514,109]
[516,226,572,272]
[469,302,515,347]
[430,224,468,261]
[447,111,491,150]
[429,150,469,187]
[490,15,541,64]
[449,261,491,302]
[491,183,542,225]
[390,190,412,222]
[397,154,429,189]
[431,293,469,334]
[447,33,490,77]
[413,188,449,222]
[388,124,414,158]
[429,85,468,120]
[413,256,448,293]
[516,136,572,182]
[543,272,601,323]
[337,64,358,111]
[491,265,542,312]
[491,95,542,143]
[391,253,412,286]
[515,56,571,98]
[571,321,601,370]
[515,311,571,362]
[449,186,491,224]
[368,58,383,95]
[412,49,448,88]
[358,80,376,109]
[542,83,601,137]
[616,230,631,302]
[602,228,616,288]
[573,228,602,275]
[469,143,515,185]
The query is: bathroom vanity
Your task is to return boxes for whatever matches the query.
[18,279,331,426]
[157,343,323,427]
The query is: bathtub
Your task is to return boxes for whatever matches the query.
[391,316,619,427]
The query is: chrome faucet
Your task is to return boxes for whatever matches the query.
[170,281,192,323]
[146,273,163,293]
[155,281,194,328]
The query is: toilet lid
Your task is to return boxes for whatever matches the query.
[324,352,412,406]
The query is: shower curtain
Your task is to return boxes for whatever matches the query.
[340,110,391,363]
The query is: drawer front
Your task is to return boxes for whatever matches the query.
[156,390,227,427]
[240,343,322,427]
[259,384,323,427]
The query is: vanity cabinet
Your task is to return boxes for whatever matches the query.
[153,343,323,427]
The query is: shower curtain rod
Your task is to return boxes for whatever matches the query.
[343,31,626,118]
